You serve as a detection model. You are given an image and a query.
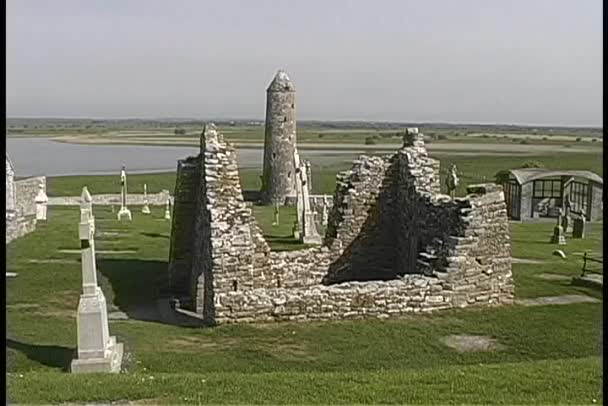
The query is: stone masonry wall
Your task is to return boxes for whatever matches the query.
[168,157,201,295]
[169,124,514,325]
[15,176,46,217]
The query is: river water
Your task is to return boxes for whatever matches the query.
[6,138,363,177]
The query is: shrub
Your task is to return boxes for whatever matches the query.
[542,136,548,141]
[591,138,598,142]
[481,134,489,138]
[174,128,186,135]
[318,133,325,138]
[575,137,582,142]
[521,160,544,168]
[364,137,377,145]
[437,134,448,140]
[519,139,529,144]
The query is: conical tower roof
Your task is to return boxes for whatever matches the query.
[267,70,295,92]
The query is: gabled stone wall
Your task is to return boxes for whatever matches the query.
[168,124,514,325]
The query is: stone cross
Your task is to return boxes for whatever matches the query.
[71,186,123,373]
[445,164,459,198]
[164,197,172,220]
[550,209,566,245]
[142,183,151,215]
[292,150,304,239]
[294,152,321,245]
[34,181,48,221]
[117,165,132,221]
[272,200,280,226]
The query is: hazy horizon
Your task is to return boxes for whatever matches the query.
[7,0,602,126]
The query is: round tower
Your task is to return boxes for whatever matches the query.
[261,70,297,204]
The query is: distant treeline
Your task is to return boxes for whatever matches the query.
[6,118,603,137]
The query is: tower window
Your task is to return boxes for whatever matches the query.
[232,280,238,291]
[272,153,276,159]
[291,103,295,108]
[283,117,287,122]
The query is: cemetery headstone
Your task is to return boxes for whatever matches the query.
[34,181,48,220]
[71,187,123,373]
[117,165,132,221]
[142,183,151,214]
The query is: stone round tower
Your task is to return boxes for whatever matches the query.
[261,70,297,204]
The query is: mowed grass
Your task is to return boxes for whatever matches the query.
[6,207,604,403]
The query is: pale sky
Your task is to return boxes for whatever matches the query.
[6,0,603,126]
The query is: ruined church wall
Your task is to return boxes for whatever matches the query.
[15,176,46,217]
[168,157,201,296]
[171,125,514,324]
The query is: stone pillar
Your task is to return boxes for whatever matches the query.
[142,183,151,214]
[321,195,329,226]
[305,160,312,194]
[6,156,16,212]
[117,166,132,221]
[34,182,48,220]
[71,187,123,374]
[261,70,297,204]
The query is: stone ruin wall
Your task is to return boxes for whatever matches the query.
[168,125,514,325]
[15,176,46,217]
[6,157,45,244]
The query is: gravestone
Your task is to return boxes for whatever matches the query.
[164,197,172,220]
[572,215,586,239]
[321,195,329,226]
[272,200,280,226]
[295,153,321,245]
[305,160,312,193]
[71,187,123,373]
[550,210,566,245]
[142,183,151,215]
[445,164,459,198]
[34,182,48,220]
[117,166,132,221]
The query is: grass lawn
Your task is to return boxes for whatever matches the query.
[6,159,604,404]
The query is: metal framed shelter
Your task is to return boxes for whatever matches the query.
[500,169,603,221]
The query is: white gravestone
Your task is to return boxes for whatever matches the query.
[293,152,321,245]
[71,187,123,373]
[164,197,172,220]
[142,183,151,214]
[6,156,16,212]
[34,182,48,220]
[117,166,132,221]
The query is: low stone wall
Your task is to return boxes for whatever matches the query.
[48,191,172,206]
[216,276,453,324]
[15,176,46,217]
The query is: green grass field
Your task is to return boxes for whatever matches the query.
[5,155,604,403]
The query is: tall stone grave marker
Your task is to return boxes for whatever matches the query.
[321,195,329,226]
[117,165,132,221]
[34,181,48,220]
[292,151,321,245]
[164,197,172,220]
[71,187,123,373]
[550,209,567,245]
[142,183,151,214]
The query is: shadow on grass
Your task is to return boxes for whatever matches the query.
[6,338,74,372]
[140,232,170,239]
[97,258,204,327]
